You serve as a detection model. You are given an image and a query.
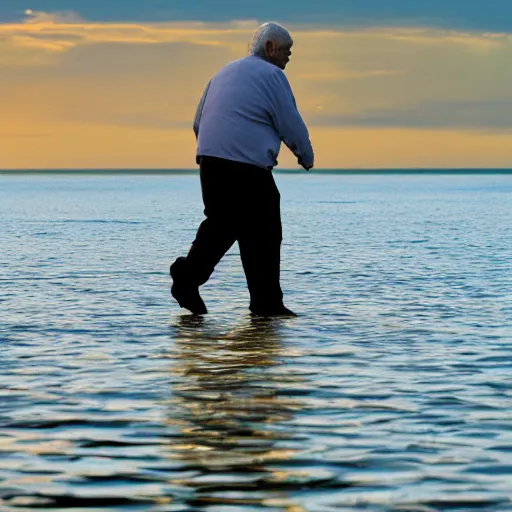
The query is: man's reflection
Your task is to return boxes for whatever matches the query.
[165,315,305,511]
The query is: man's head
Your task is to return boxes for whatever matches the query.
[249,22,293,70]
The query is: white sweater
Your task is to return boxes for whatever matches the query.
[194,55,314,170]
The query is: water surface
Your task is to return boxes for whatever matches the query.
[1,173,511,511]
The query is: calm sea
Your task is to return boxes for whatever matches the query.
[1,172,511,511]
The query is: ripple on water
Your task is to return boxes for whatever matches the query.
[1,174,512,511]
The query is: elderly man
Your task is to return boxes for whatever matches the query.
[170,22,314,316]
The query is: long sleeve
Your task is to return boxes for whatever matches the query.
[267,70,314,169]
[193,80,211,140]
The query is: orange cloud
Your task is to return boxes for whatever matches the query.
[2,11,512,169]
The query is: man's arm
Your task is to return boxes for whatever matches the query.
[193,81,211,140]
[267,70,314,170]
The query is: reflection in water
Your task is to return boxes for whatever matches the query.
[2,175,512,510]
[166,315,306,511]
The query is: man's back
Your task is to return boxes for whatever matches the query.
[196,55,313,170]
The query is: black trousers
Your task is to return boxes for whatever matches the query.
[185,156,284,310]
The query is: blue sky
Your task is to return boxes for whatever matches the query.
[1,0,510,32]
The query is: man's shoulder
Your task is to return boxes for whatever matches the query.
[209,57,286,97]
[220,56,282,76]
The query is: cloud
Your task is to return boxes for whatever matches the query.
[1,11,510,62]
[296,69,405,82]
[0,131,50,138]
[3,0,512,33]
[2,11,512,168]
[0,10,257,60]
[309,100,512,131]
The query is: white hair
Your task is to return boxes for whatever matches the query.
[249,22,293,57]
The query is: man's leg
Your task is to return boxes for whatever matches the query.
[184,215,237,287]
[237,171,294,316]
[186,157,240,285]
[171,157,238,314]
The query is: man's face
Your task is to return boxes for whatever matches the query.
[265,40,293,70]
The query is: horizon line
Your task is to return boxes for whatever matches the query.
[1,168,512,175]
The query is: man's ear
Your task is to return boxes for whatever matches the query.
[264,40,275,57]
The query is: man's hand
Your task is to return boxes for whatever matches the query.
[298,156,314,171]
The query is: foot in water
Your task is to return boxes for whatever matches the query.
[250,305,297,317]
[170,257,207,315]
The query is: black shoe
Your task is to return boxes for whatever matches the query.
[250,305,297,317]
[170,257,207,315]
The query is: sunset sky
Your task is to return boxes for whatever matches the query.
[2,1,512,169]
